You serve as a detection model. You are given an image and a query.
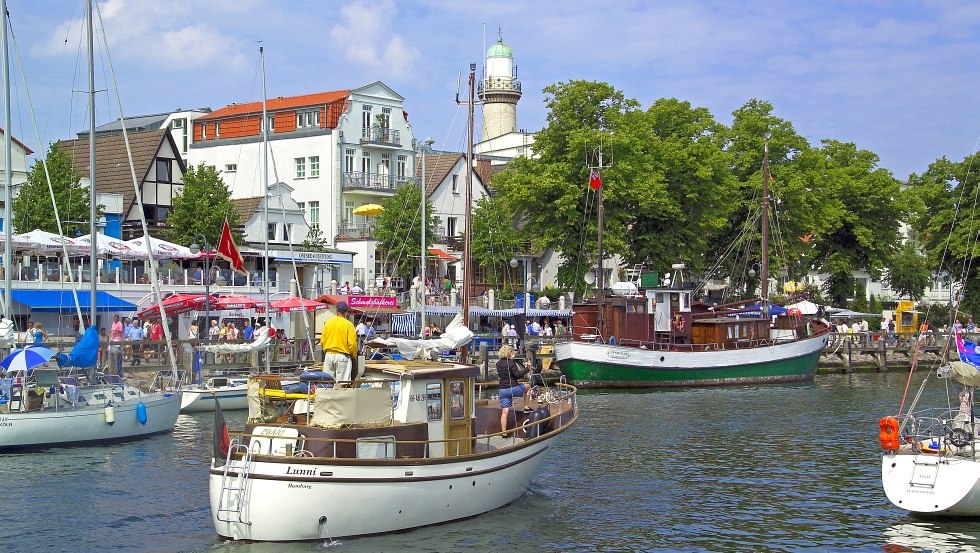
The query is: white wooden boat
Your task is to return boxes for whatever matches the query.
[881,361,980,515]
[180,376,249,413]
[209,359,577,541]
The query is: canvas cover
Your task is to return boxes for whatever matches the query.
[246,378,278,422]
[939,361,980,387]
[311,387,392,427]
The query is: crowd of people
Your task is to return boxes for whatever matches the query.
[834,316,977,347]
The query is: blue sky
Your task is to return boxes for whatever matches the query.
[6,0,980,180]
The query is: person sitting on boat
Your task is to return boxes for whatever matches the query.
[320,301,358,386]
[496,344,532,435]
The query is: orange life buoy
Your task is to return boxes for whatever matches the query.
[879,416,900,451]
[673,316,685,333]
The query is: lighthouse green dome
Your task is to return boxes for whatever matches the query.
[486,36,512,58]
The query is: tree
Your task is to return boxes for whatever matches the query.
[470,194,523,291]
[301,226,329,252]
[166,163,239,247]
[372,183,438,280]
[12,145,94,236]
[885,242,931,300]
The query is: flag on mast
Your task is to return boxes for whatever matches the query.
[589,169,602,190]
[217,219,246,274]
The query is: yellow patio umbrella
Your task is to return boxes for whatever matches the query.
[353,204,384,216]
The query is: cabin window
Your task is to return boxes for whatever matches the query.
[356,436,395,459]
[426,382,442,421]
[655,292,665,303]
[449,380,465,420]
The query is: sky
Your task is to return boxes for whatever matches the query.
[4,0,980,180]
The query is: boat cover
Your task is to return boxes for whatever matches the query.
[311,387,392,427]
[57,326,99,368]
[197,325,273,353]
[384,313,473,360]
[939,361,980,387]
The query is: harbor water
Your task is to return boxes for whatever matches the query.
[5,372,980,552]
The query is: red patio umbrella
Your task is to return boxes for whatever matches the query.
[266,297,326,314]
[212,294,261,311]
[136,293,206,320]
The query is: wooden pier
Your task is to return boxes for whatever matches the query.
[819,331,955,373]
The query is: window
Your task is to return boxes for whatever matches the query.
[169,118,187,154]
[295,157,306,179]
[361,152,372,174]
[451,174,458,193]
[225,164,237,173]
[309,201,320,229]
[345,149,355,173]
[156,159,172,182]
[380,153,391,173]
[282,223,291,242]
[447,217,457,237]
[267,224,276,241]
[296,109,319,129]
[297,202,305,212]
[361,105,373,131]
[261,115,274,133]
[380,107,391,128]
[397,155,407,178]
[344,201,354,222]
[215,122,220,138]
[309,156,320,178]
[206,165,216,171]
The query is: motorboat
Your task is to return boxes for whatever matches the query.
[180,375,249,413]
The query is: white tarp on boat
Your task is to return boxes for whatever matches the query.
[197,326,274,353]
[381,313,473,360]
[311,387,392,427]
[938,361,980,387]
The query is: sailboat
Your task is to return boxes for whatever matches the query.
[0,0,180,450]
[208,62,578,542]
[553,134,832,388]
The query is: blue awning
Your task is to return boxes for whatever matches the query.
[7,290,136,312]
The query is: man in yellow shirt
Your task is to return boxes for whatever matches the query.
[320,301,358,385]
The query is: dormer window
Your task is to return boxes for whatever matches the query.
[296,109,319,129]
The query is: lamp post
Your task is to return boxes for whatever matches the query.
[190,235,226,379]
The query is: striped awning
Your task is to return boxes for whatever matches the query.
[409,306,572,318]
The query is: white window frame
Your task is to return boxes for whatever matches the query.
[452,174,459,194]
[309,156,320,178]
[309,201,320,229]
[397,155,407,178]
[345,149,356,173]
[295,157,306,179]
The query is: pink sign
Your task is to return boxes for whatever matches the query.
[347,296,398,309]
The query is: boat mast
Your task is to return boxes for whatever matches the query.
[760,131,771,317]
[460,63,475,361]
[595,149,604,337]
[1,0,11,320]
[260,44,270,373]
[86,0,97,325]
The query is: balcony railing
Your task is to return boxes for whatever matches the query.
[342,171,417,192]
[360,126,401,146]
[478,77,522,94]
[337,221,374,240]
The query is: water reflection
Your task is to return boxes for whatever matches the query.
[883,522,980,553]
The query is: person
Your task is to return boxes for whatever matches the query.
[495,344,532,436]
[955,319,964,333]
[422,324,432,337]
[431,324,442,338]
[355,319,368,338]
[339,281,350,295]
[542,323,553,337]
[364,320,376,339]
[530,319,541,336]
[31,322,47,344]
[98,327,108,369]
[127,320,144,365]
[188,322,199,342]
[969,318,976,333]
[556,320,566,336]
[243,320,254,341]
[149,320,163,361]
[887,318,896,345]
[320,301,358,385]
[879,319,888,342]
[350,282,363,295]
[208,320,220,341]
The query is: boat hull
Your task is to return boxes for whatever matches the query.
[553,334,828,388]
[180,386,249,412]
[209,436,556,541]
[0,391,181,450]
[882,452,980,516]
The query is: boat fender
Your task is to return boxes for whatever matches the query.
[524,406,553,439]
[136,402,148,425]
[105,403,116,425]
[879,417,899,451]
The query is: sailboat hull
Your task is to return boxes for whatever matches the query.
[553,334,828,388]
[181,385,249,412]
[0,390,181,450]
[882,452,980,516]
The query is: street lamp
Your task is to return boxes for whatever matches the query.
[190,235,227,379]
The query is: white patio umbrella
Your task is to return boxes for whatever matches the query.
[75,232,145,259]
[12,228,82,253]
[124,234,197,260]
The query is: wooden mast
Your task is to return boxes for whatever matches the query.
[460,63,476,361]
[761,132,771,317]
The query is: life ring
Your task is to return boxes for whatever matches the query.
[879,416,900,451]
[673,316,685,333]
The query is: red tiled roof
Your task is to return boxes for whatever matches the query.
[198,90,350,123]
[0,128,33,155]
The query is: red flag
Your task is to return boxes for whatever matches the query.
[589,169,602,190]
[217,219,246,274]
[213,397,231,462]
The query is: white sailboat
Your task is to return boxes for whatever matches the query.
[0,0,180,450]
[208,61,579,541]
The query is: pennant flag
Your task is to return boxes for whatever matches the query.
[213,397,231,463]
[589,169,602,190]
[217,219,246,275]
[956,334,980,368]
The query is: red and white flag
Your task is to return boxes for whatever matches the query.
[589,169,602,191]
[217,219,246,275]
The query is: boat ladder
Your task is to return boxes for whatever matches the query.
[909,456,941,488]
[216,442,255,524]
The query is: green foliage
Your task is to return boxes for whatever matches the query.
[823,256,855,306]
[302,226,329,252]
[869,294,882,314]
[540,285,562,302]
[12,145,94,236]
[470,194,522,290]
[372,183,438,279]
[166,163,239,246]
[851,281,869,312]
[885,242,931,300]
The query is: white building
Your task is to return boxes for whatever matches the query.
[0,128,33,232]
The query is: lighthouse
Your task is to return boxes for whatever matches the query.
[478,31,521,142]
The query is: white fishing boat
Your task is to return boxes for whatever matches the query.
[0,0,180,450]
[180,376,249,413]
[209,61,579,541]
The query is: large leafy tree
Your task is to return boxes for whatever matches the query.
[372,183,438,279]
[166,163,239,247]
[885,242,931,300]
[470,194,523,291]
[12,145,93,236]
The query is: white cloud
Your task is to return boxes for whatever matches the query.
[329,0,420,79]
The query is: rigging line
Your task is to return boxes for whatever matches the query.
[8,16,84,326]
[957,139,980,293]
[95,1,179,376]
[272,186,315,356]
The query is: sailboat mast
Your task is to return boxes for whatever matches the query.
[461,63,475,360]
[760,132,771,316]
[1,0,11,319]
[86,0,97,324]
[260,45,270,373]
[595,149,604,337]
